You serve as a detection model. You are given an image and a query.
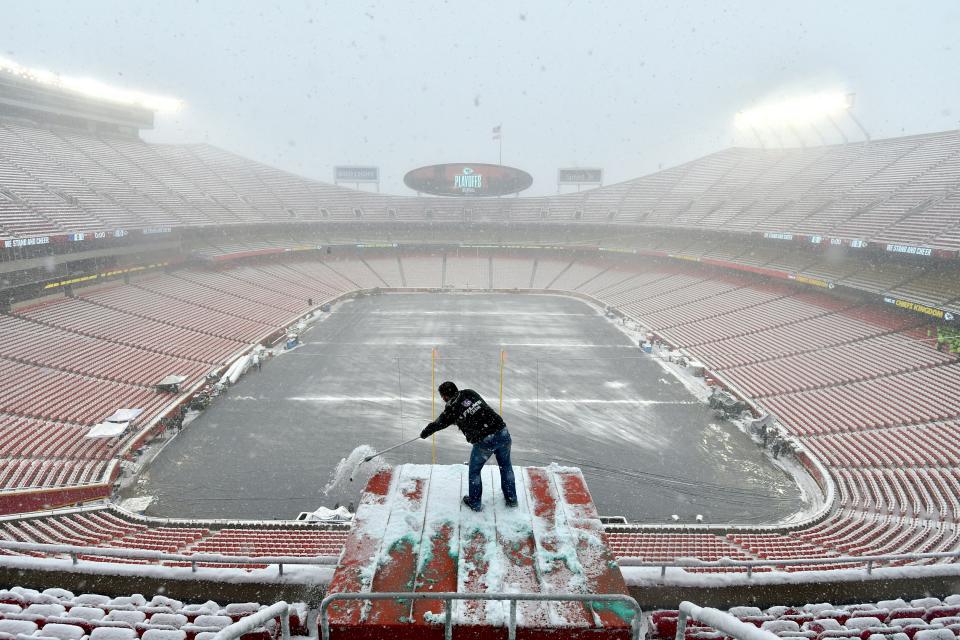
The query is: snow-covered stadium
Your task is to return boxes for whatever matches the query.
[2,13,960,640]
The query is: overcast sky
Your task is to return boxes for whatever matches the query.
[2,1,959,195]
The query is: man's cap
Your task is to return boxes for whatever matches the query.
[438,381,458,399]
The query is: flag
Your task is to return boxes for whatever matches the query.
[492,125,501,140]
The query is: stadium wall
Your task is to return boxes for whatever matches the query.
[0,479,114,515]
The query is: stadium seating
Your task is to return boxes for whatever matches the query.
[17,297,244,364]
[0,415,118,461]
[360,255,404,287]
[0,251,953,569]
[0,585,308,638]
[181,527,347,568]
[7,584,960,640]
[223,236,927,320]
[529,258,573,289]
[3,121,960,251]
[400,255,443,288]
[648,595,960,640]
[0,357,172,425]
[0,316,209,387]
[2,113,960,578]
[0,506,349,569]
[491,255,536,289]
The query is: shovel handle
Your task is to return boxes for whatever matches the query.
[362,435,423,462]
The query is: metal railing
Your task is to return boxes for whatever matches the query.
[0,502,109,523]
[676,600,779,640]
[319,591,642,640]
[619,548,960,577]
[211,601,292,640]
[5,531,960,582]
[111,502,351,530]
[0,539,337,575]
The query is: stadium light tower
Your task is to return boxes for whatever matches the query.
[735,91,867,146]
[0,56,183,113]
[808,122,829,146]
[825,113,849,144]
[788,124,807,149]
[844,92,871,141]
[746,124,767,149]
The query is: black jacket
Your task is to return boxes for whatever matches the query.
[421,389,506,444]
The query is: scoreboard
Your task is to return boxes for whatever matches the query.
[404,163,532,197]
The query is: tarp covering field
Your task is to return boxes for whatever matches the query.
[130,293,803,523]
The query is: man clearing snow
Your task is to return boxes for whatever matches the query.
[420,380,518,512]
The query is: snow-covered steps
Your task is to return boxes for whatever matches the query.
[326,463,633,639]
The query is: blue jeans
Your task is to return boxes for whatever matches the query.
[468,428,517,505]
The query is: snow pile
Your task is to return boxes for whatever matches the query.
[92,627,141,640]
[220,354,252,386]
[545,461,582,474]
[118,496,153,513]
[41,624,85,640]
[305,506,353,522]
[323,445,378,496]
[423,610,445,624]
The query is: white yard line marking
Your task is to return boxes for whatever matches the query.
[304,341,636,348]
[367,310,597,317]
[287,396,697,405]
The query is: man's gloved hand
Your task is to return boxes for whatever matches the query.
[420,426,433,439]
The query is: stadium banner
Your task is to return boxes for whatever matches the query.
[75,230,128,240]
[557,168,603,184]
[703,257,788,280]
[461,243,565,250]
[763,231,794,241]
[3,235,50,248]
[404,163,532,197]
[765,232,871,249]
[885,242,933,257]
[789,274,835,289]
[43,261,171,290]
[334,166,379,182]
[883,295,956,323]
